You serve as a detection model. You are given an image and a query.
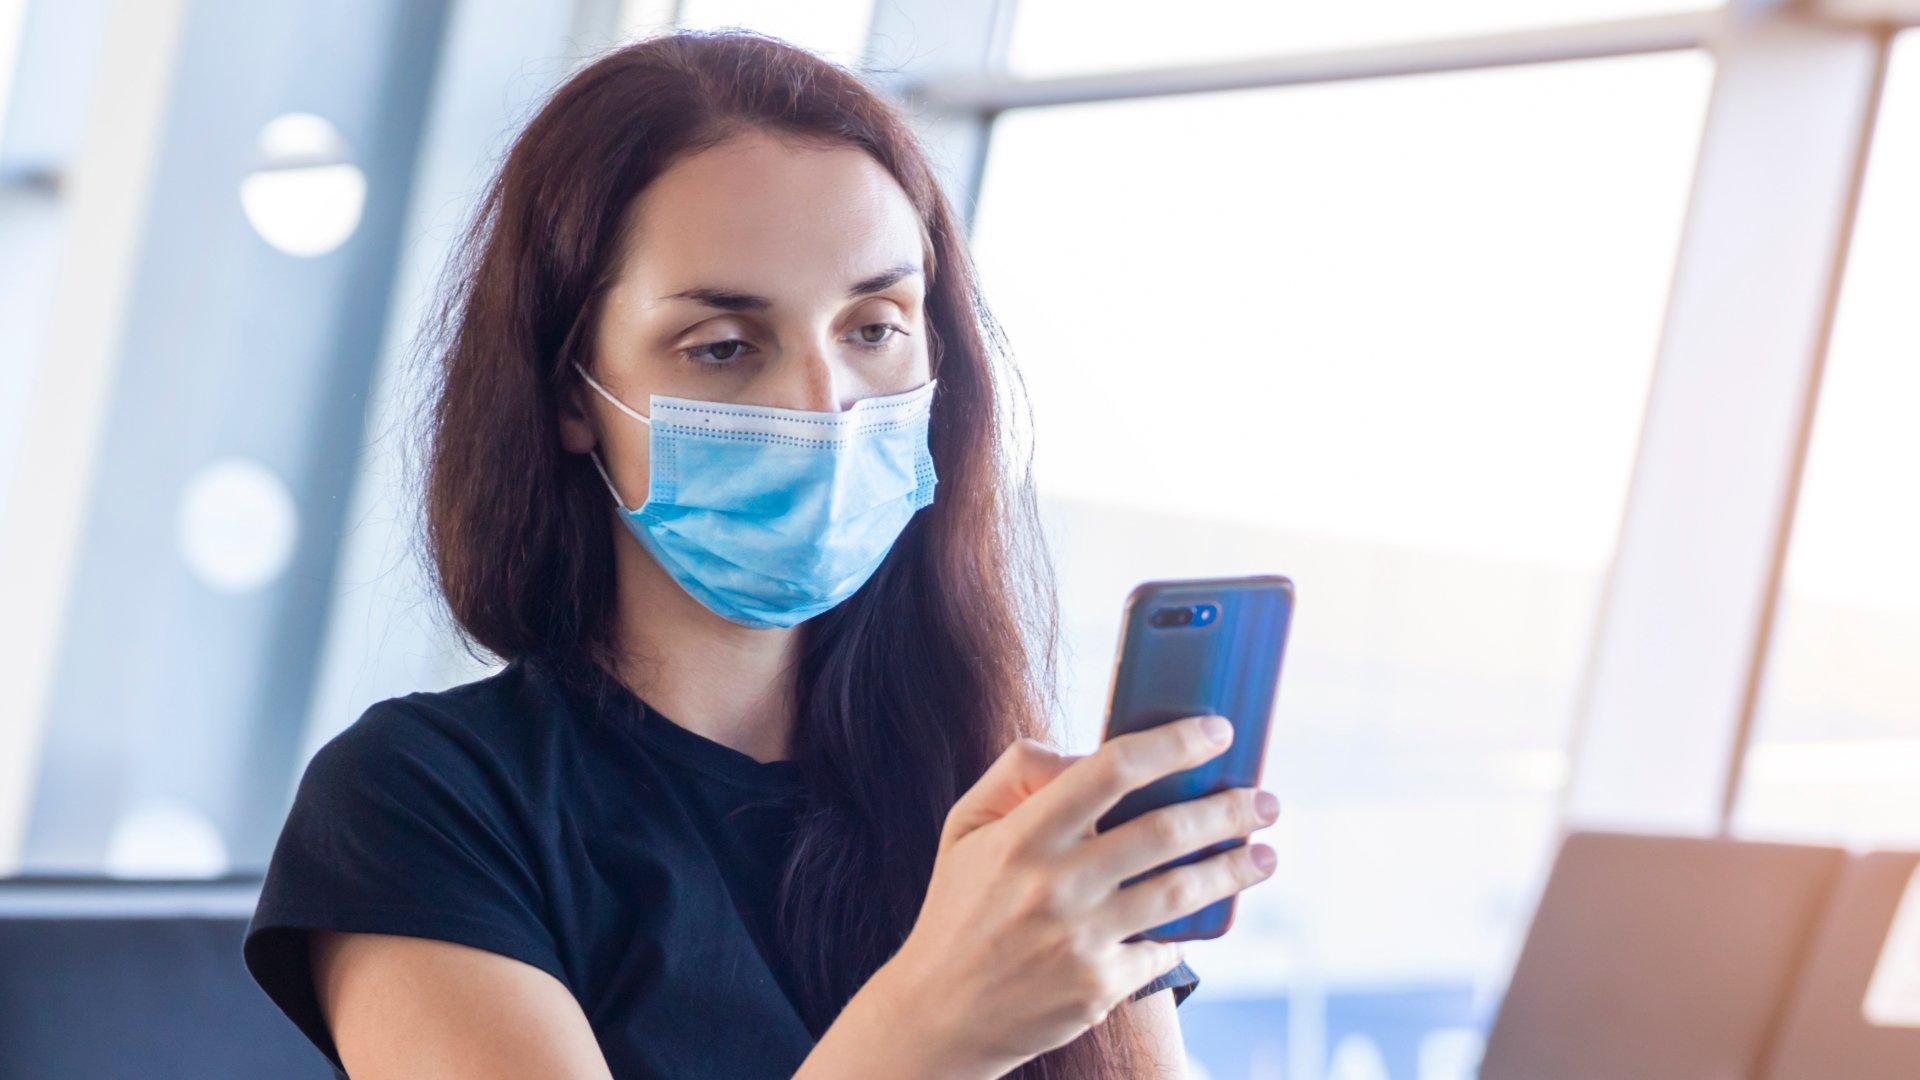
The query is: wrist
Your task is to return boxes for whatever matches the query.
[804,953,1007,1080]
[858,956,983,1075]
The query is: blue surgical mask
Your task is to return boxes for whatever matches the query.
[573,361,938,629]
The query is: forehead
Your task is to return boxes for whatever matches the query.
[616,130,927,297]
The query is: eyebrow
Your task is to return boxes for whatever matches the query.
[661,263,923,311]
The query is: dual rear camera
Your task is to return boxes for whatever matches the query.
[1148,603,1218,629]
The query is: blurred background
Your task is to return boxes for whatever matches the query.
[0,0,1916,1077]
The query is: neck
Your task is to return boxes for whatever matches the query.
[606,526,803,764]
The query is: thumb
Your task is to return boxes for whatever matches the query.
[944,737,1082,842]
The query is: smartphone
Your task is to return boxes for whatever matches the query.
[1094,574,1294,942]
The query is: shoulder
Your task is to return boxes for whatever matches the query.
[253,657,587,947]
[306,656,585,799]
[247,662,587,1072]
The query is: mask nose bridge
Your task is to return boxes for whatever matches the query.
[573,361,652,427]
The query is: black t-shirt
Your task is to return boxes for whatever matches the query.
[243,654,1198,1078]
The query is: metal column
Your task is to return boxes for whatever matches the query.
[15,0,452,872]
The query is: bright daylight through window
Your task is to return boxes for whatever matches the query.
[972,46,1713,1073]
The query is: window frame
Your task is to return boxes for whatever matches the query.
[872,0,1910,839]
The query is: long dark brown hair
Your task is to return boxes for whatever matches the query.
[413,27,1148,1079]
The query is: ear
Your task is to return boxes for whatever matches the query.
[557,378,598,454]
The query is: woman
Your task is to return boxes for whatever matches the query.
[244,28,1279,1079]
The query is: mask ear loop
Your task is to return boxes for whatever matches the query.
[586,448,633,513]
[572,361,652,427]
[572,361,651,511]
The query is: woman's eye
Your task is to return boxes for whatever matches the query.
[851,323,909,351]
[680,339,750,365]
[681,325,906,364]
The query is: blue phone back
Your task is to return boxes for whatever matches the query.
[1094,575,1294,941]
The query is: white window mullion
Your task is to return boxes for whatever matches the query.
[1562,9,1891,835]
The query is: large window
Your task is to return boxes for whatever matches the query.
[1736,32,1920,849]
[12,1,1918,1076]
[971,50,1712,1075]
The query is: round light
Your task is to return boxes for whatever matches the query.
[175,456,299,593]
[104,798,229,879]
[239,112,366,257]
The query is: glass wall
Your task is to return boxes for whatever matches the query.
[11,1,1920,1077]
[970,49,1713,1074]
[1736,31,1920,850]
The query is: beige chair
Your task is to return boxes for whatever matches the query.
[1762,850,1920,1079]
[1480,830,1844,1080]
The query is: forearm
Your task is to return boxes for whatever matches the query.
[1123,992,1191,1078]
[793,960,1010,1080]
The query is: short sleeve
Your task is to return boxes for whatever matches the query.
[242,700,566,1075]
[1130,958,1200,1007]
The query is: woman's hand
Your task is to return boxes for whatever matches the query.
[843,714,1279,1079]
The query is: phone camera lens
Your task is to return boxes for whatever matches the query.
[1150,606,1196,628]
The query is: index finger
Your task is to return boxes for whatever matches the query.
[1007,713,1234,845]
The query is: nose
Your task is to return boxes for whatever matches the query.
[787,345,843,413]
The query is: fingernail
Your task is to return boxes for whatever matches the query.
[1251,844,1277,874]
[1255,790,1280,823]
[1202,715,1233,744]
